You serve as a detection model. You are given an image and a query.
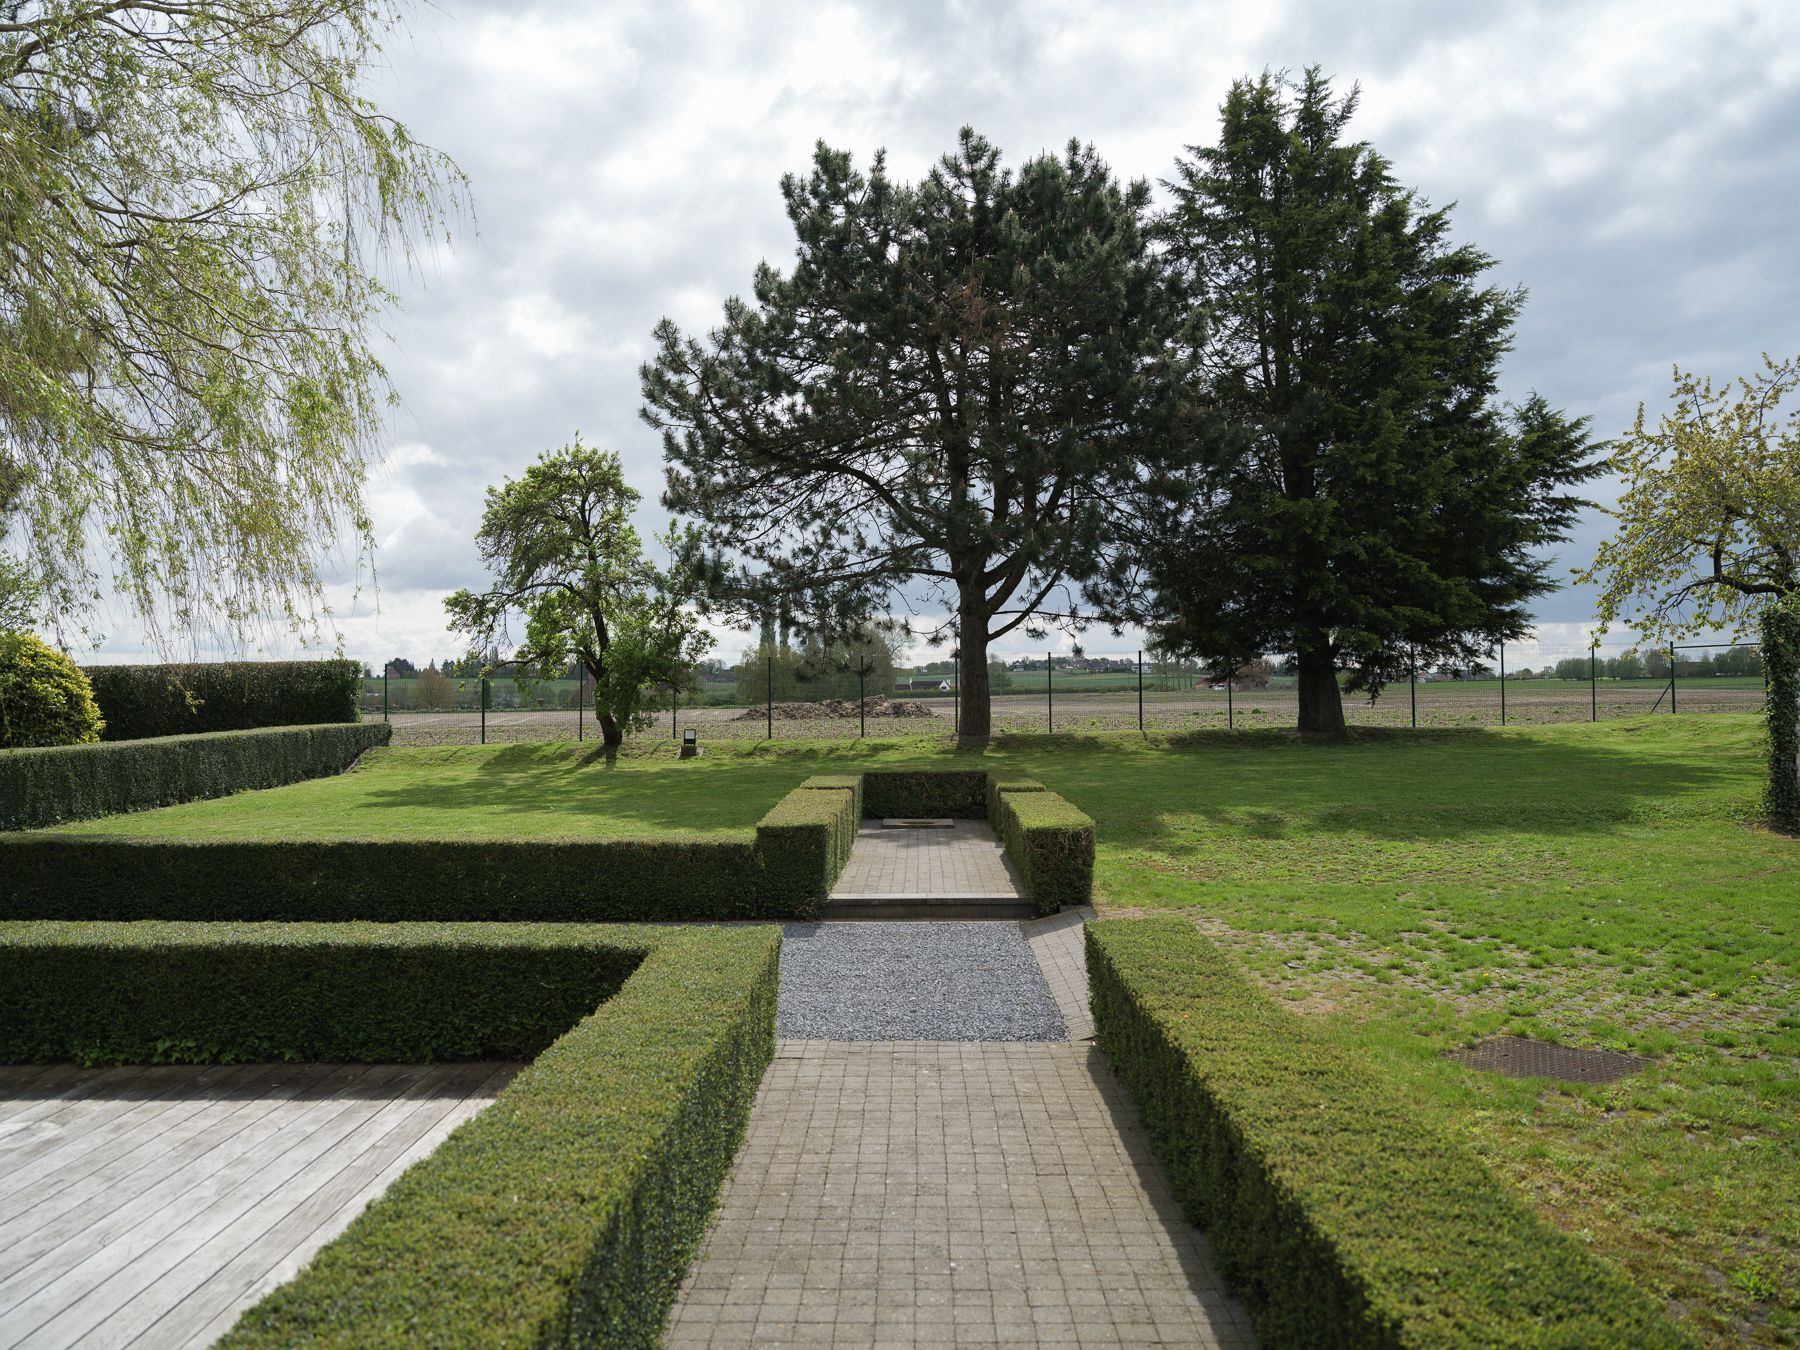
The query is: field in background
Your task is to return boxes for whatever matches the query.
[370,676,1765,745]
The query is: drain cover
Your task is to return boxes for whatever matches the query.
[1445,1035,1646,1084]
[880,818,954,829]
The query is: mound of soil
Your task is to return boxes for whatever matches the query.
[731,697,940,722]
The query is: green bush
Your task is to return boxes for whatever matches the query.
[755,783,858,913]
[1,781,849,919]
[0,722,390,832]
[0,920,642,1064]
[984,774,1045,822]
[83,658,362,740]
[0,632,104,748]
[861,769,987,818]
[992,786,1093,914]
[1087,919,1693,1348]
[798,772,864,824]
[0,921,780,1347]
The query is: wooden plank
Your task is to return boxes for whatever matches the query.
[0,1064,312,1255]
[0,1062,285,1189]
[125,1062,517,1350]
[2,1064,405,1347]
[0,1064,387,1322]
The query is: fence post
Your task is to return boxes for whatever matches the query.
[1046,651,1053,734]
[1227,673,1234,730]
[1137,650,1143,733]
[480,675,487,745]
[383,670,389,723]
[1669,641,1678,714]
[1591,645,1598,721]
[766,652,773,741]
[858,659,867,738]
[1410,651,1417,728]
[577,669,584,743]
[1500,643,1506,726]
[672,680,678,741]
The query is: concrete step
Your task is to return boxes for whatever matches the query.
[819,896,1037,921]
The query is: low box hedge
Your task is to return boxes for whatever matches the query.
[755,781,859,903]
[861,769,987,819]
[0,920,779,1346]
[0,920,644,1064]
[798,772,864,837]
[84,659,362,740]
[1087,918,1692,1348]
[0,722,390,832]
[0,781,848,921]
[984,774,1046,822]
[992,785,1093,914]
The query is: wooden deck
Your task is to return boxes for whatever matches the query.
[0,1060,519,1348]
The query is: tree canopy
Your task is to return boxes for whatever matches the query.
[1,0,462,645]
[1138,69,1600,734]
[444,439,711,749]
[641,128,1199,739]
[1579,354,1800,636]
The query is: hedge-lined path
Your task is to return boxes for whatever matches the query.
[668,912,1253,1347]
[0,1060,517,1349]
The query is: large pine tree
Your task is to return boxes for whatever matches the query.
[640,129,1195,738]
[1142,69,1600,734]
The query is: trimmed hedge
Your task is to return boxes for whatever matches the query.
[0,921,780,1347]
[84,659,362,740]
[984,773,1046,822]
[991,784,1093,914]
[861,769,987,818]
[0,722,390,832]
[1088,919,1693,1348]
[0,780,849,920]
[798,772,864,834]
[0,921,642,1064]
[755,782,859,903]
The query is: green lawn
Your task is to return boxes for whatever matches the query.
[41,716,1796,1343]
[37,742,802,841]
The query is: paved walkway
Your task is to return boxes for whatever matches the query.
[0,1061,516,1349]
[668,911,1253,1348]
[831,823,1026,902]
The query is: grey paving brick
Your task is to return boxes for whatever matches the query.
[668,1043,1253,1348]
[832,823,1025,900]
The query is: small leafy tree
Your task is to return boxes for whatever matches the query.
[0,631,103,746]
[445,440,711,749]
[1139,69,1600,735]
[412,664,454,711]
[1579,354,1800,829]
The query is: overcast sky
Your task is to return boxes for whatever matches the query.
[94,0,1800,668]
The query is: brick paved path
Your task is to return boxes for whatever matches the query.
[668,912,1254,1348]
[831,823,1026,901]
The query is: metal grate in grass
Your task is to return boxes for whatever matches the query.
[1444,1035,1647,1084]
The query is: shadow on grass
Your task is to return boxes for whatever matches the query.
[915,722,1755,848]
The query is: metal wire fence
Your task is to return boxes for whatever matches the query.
[354,638,1766,747]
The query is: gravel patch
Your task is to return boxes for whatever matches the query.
[778,922,1066,1042]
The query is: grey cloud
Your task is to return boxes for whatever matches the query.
[178,0,1799,658]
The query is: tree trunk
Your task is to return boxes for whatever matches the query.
[1296,644,1346,736]
[598,713,623,749]
[957,604,992,741]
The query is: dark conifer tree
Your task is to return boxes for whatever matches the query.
[1143,69,1601,734]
